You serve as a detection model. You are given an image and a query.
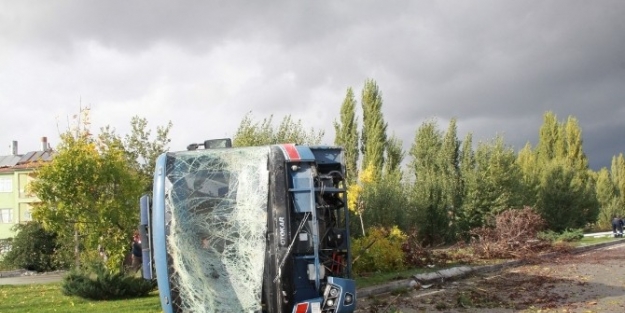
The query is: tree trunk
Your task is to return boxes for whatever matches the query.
[74,226,80,267]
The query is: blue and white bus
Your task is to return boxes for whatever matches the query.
[139,139,356,313]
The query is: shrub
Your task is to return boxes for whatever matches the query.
[468,207,551,259]
[537,228,584,243]
[351,226,406,275]
[402,229,452,267]
[1,222,65,272]
[62,261,157,300]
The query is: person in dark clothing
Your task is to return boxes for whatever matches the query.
[612,217,624,238]
[131,231,143,272]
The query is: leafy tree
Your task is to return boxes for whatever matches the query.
[333,88,360,184]
[457,132,475,232]
[233,112,324,147]
[595,168,620,229]
[561,117,588,170]
[30,108,144,268]
[612,153,625,206]
[408,120,448,244]
[384,134,404,177]
[461,136,524,231]
[536,111,562,164]
[535,159,598,231]
[531,112,599,231]
[347,164,376,236]
[516,142,540,207]
[360,79,387,176]
[1,222,65,272]
[439,119,462,232]
[99,116,172,193]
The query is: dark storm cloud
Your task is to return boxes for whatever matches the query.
[1,0,623,169]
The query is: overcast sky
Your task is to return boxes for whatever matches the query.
[1,1,624,170]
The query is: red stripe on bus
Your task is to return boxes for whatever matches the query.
[283,144,301,161]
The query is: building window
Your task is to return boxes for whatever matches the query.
[0,178,12,193]
[23,210,32,222]
[0,209,13,223]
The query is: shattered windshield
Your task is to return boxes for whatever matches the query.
[163,146,270,313]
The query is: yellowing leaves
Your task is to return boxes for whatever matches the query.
[360,163,376,184]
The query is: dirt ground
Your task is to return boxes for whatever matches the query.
[356,243,625,313]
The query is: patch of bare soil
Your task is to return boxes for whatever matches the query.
[356,243,625,313]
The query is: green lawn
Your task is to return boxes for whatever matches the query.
[0,283,162,313]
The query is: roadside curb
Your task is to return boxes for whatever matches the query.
[356,239,625,299]
[0,269,67,279]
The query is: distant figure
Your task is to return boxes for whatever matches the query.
[612,217,624,238]
[131,231,143,271]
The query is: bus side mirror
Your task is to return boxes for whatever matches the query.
[204,138,232,149]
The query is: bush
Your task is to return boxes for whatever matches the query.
[351,226,406,275]
[62,262,157,300]
[537,228,584,243]
[402,229,452,268]
[468,207,551,259]
[1,222,65,272]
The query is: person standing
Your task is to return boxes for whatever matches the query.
[612,216,623,238]
[131,231,143,272]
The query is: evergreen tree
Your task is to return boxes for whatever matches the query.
[333,88,360,184]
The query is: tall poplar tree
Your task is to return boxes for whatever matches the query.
[536,111,561,164]
[517,142,539,207]
[562,116,589,170]
[384,134,404,177]
[533,112,599,230]
[461,136,523,230]
[408,120,448,244]
[440,119,462,226]
[612,154,625,203]
[595,168,620,228]
[334,88,360,184]
[360,79,387,175]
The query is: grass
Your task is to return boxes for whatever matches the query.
[0,283,162,313]
[574,234,623,246]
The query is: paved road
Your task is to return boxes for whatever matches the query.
[0,272,65,285]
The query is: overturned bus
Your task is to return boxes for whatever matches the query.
[139,139,356,313]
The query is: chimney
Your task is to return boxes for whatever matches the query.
[10,140,18,155]
[41,136,48,151]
